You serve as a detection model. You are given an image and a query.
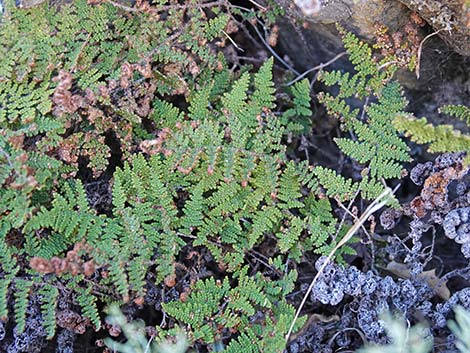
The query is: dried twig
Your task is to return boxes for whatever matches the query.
[223,30,244,52]
[284,52,347,86]
[285,187,395,343]
[415,28,445,79]
[248,0,266,11]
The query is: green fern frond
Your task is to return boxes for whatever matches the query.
[277,161,304,209]
[151,99,184,129]
[188,82,213,121]
[440,104,470,125]
[109,259,129,300]
[318,34,410,199]
[393,114,470,153]
[0,224,19,321]
[204,14,229,41]
[77,285,101,330]
[251,57,276,111]
[180,186,205,233]
[314,166,356,201]
[282,79,312,134]
[277,216,305,256]
[13,279,32,334]
[222,72,250,124]
[249,206,282,247]
[224,331,258,353]
[39,284,59,339]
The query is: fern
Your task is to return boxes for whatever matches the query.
[188,83,213,121]
[39,284,59,339]
[440,104,470,125]
[251,57,276,112]
[163,269,294,350]
[76,285,101,330]
[314,166,357,201]
[317,31,409,202]
[394,104,470,165]
[13,279,32,334]
[0,15,408,349]
[204,14,230,41]
[393,114,470,153]
[282,78,312,133]
[221,72,251,125]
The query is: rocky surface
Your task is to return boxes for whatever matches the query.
[282,0,470,56]
[274,0,470,130]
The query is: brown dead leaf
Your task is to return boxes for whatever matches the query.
[386,261,450,300]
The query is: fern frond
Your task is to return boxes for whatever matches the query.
[13,279,32,334]
[223,330,258,353]
[277,216,305,256]
[314,166,356,201]
[77,285,101,330]
[251,57,275,111]
[249,206,282,247]
[180,186,205,233]
[277,161,304,209]
[39,284,59,339]
[440,104,470,125]
[393,114,470,153]
[221,72,250,124]
[282,79,312,134]
[0,223,19,320]
[204,14,229,41]
[188,82,213,121]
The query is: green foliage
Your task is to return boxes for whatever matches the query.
[76,284,101,330]
[105,304,189,353]
[393,111,470,155]
[0,224,19,320]
[282,79,313,133]
[440,104,470,125]
[317,29,410,202]
[0,0,234,236]
[39,284,59,339]
[356,313,433,353]
[313,166,356,201]
[163,270,300,352]
[448,306,470,353]
[392,100,470,171]
[1,58,345,346]
[319,29,394,101]
[13,279,32,334]
[0,5,409,350]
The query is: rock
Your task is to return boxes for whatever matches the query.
[398,0,470,56]
[282,0,470,56]
[274,0,470,121]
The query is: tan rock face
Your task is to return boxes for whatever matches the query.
[397,0,470,56]
[282,0,470,56]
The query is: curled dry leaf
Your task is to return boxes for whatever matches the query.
[386,261,450,300]
[57,309,90,334]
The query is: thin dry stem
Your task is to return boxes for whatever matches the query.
[285,187,394,343]
[285,52,347,86]
[415,28,445,79]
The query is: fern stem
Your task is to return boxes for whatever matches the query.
[284,52,347,87]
